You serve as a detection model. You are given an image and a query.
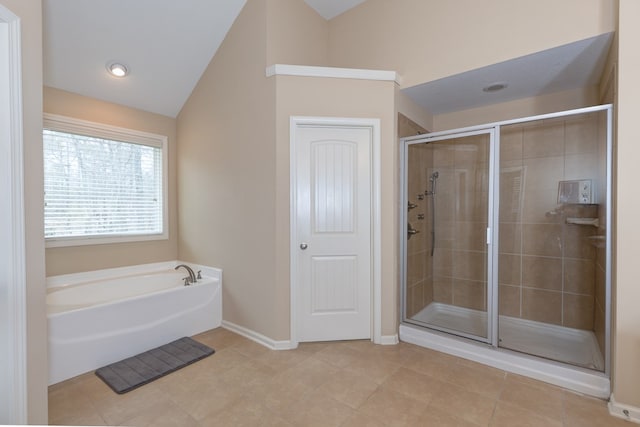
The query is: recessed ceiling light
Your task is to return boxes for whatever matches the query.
[106,62,128,78]
[482,82,508,93]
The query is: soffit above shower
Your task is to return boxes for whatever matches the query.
[42,0,367,118]
[402,33,613,116]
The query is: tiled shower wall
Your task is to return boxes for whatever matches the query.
[431,135,489,311]
[406,134,490,318]
[498,113,605,341]
[402,114,431,318]
[406,144,433,318]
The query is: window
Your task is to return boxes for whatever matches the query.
[43,114,168,247]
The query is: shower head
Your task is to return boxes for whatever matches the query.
[426,171,439,196]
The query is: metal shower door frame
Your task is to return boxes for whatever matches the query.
[400,104,613,377]
[400,127,498,345]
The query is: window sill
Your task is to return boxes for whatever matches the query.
[45,232,169,248]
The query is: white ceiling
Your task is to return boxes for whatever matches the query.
[403,33,613,115]
[43,2,612,119]
[43,0,365,118]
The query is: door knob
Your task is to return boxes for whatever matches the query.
[300,243,308,250]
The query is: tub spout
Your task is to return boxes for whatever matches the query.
[175,264,196,285]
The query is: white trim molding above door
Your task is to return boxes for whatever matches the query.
[0,4,27,425]
[290,117,381,348]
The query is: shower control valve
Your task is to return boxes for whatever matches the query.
[407,223,420,240]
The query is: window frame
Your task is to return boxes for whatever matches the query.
[43,113,169,248]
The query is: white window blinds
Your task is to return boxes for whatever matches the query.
[43,116,167,245]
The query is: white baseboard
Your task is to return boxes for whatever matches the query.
[222,320,296,351]
[379,334,399,345]
[223,321,398,350]
[609,394,640,424]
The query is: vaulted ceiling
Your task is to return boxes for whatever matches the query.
[43,0,612,119]
[43,0,365,117]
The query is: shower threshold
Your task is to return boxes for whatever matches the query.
[411,302,604,371]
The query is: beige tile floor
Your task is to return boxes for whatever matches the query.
[49,328,633,426]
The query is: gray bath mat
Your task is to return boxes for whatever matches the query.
[95,337,214,394]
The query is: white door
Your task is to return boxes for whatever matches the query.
[294,124,372,342]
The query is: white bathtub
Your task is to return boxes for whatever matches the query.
[47,262,222,385]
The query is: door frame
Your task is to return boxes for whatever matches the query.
[0,4,27,424]
[289,116,381,347]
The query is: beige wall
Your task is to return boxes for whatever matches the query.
[433,86,600,131]
[397,90,433,132]
[398,113,427,138]
[0,0,48,422]
[178,0,402,341]
[43,87,179,276]
[265,0,328,66]
[328,0,616,89]
[177,0,281,339]
[613,0,640,408]
[274,75,397,338]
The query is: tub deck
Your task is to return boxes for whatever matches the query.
[47,262,222,385]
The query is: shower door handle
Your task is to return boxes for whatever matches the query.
[299,243,308,250]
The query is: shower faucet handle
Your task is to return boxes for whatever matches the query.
[407,223,420,240]
[408,201,418,210]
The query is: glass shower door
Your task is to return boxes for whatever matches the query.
[497,111,609,371]
[403,129,494,342]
